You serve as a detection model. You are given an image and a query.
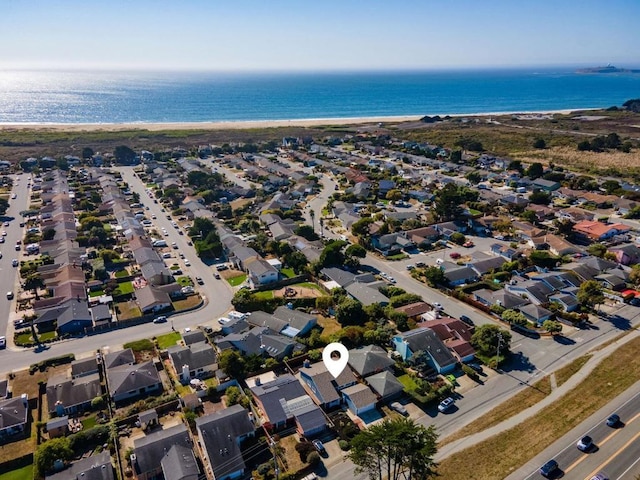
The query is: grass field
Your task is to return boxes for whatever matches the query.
[437,334,640,480]
[114,281,134,295]
[227,274,247,286]
[253,290,274,300]
[280,268,295,278]
[156,331,182,349]
[0,464,33,480]
[316,315,341,336]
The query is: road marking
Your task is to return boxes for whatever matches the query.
[564,410,640,477]
[583,430,640,480]
[615,450,640,479]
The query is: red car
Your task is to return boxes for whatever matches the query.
[449,252,461,259]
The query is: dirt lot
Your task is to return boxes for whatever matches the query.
[273,286,323,299]
[11,365,70,399]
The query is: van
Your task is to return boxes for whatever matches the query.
[162,252,172,259]
[152,240,168,247]
[228,311,246,321]
[539,459,559,478]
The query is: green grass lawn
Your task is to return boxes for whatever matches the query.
[114,281,134,295]
[294,282,321,291]
[157,331,182,349]
[115,269,129,278]
[176,276,193,287]
[123,338,155,352]
[89,289,104,297]
[81,416,97,430]
[280,268,295,278]
[398,374,420,391]
[0,464,33,480]
[253,290,274,300]
[386,253,409,261]
[228,274,247,287]
[39,331,57,342]
[14,331,32,345]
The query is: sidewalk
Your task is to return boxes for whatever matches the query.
[436,326,640,461]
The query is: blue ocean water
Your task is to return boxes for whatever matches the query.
[0,68,638,124]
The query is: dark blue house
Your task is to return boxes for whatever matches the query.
[34,298,93,335]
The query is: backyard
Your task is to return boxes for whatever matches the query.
[0,464,33,480]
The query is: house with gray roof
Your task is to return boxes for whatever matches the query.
[46,451,114,480]
[182,329,207,346]
[468,256,507,276]
[345,281,389,306]
[104,348,135,369]
[136,285,171,315]
[245,257,279,288]
[341,384,377,416]
[505,279,554,305]
[443,265,478,287]
[107,361,162,404]
[140,261,174,286]
[196,405,255,480]
[272,306,317,337]
[298,361,357,409]
[283,395,328,437]
[132,424,194,480]
[392,328,457,374]
[216,326,300,361]
[46,373,102,416]
[519,303,553,325]
[473,289,529,310]
[71,357,99,379]
[366,371,404,401]
[250,374,308,430]
[347,345,394,378]
[34,298,93,335]
[0,394,29,441]
[168,343,217,383]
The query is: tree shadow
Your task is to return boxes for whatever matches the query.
[553,335,576,345]
[500,351,536,374]
[603,314,631,331]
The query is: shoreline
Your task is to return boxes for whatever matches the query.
[0,108,598,132]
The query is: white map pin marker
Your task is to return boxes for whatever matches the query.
[322,342,349,378]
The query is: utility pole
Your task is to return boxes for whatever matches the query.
[495,332,503,369]
[271,438,279,480]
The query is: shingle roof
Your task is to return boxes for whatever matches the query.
[133,424,193,477]
[182,330,207,346]
[195,405,255,480]
[347,345,394,378]
[160,444,199,480]
[366,371,404,398]
[396,328,457,370]
[71,357,99,378]
[298,362,356,405]
[104,349,135,369]
[45,451,114,480]
[0,395,28,431]
[107,361,161,398]
[168,343,217,372]
[46,373,102,413]
[342,384,377,409]
[250,374,306,425]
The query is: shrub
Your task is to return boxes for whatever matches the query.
[339,439,351,451]
[295,441,315,461]
[307,451,321,466]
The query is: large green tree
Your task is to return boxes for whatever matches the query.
[471,324,512,358]
[502,309,528,326]
[577,280,605,311]
[433,183,464,222]
[335,297,365,326]
[348,417,439,480]
[35,437,74,477]
[217,350,247,379]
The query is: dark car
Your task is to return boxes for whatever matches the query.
[629,297,640,306]
[312,439,326,456]
[606,413,620,427]
[195,276,204,285]
[577,435,593,452]
[459,315,474,326]
[465,362,483,374]
[539,459,559,478]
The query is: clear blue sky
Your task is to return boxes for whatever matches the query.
[1,0,638,71]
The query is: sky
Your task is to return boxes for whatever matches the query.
[1,0,639,71]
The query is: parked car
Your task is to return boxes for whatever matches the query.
[195,276,204,285]
[214,273,221,279]
[539,459,559,478]
[577,435,593,452]
[606,413,620,427]
[415,261,426,268]
[438,397,455,413]
[12,259,18,267]
[312,439,326,456]
[6,291,13,300]
[432,302,444,311]
[589,474,608,480]
[406,264,415,271]
[449,252,461,259]
[459,315,474,326]
[463,241,474,248]
[390,402,408,416]
[216,264,228,271]
[0,336,5,349]
[465,362,483,374]
[184,259,191,266]
[153,316,167,324]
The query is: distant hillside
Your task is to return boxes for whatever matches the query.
[576,65,640,74]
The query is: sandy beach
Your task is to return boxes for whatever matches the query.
[0,109,588,132]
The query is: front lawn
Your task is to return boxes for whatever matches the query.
[173,295,202,311]
[227,274,247,286]
[386,253,409,261]
[0,464,33,480]
[39,331,57,342]
[89,289,104,298]
[157,331,182,349]
[123,339,155,352]
[176,276,193,287]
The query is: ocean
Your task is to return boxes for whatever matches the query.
[0,68,639,124]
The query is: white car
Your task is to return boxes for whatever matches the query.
[11,193,16,199]
[433,302,444,311]
[0,336,5,348]
[184,259,191,266]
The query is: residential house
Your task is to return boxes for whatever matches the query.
[608,243,640,266]
[490,243,522,261]
[531,178,560,192]
[250,374,326,435]
[298,361,357,410]
[371,232,414,256]
[132,424,195,480]
[519,303,553,325]
[168,343,217,383]
[442,264,478,287]
[34,298,93,335]
[106,361,162,404]
[0,395,29,441]
[365,371,404,402]
[556,207,595,223]
[46,451,114,480]
[545,234,582,257]
[395,302,433,320]
[270,306,317,337]
[505,278,554,305]
[549,294,579,312]
[182,330,207,346]
[217,326,301,361]
[468,256,506,276]
[392,328,457,373]
[103,349,135,369]
[347,345,394,378]
[196,405,255,480]
[245,258,279,288]
[349,182,371,200]
[402,226,440,247]
[420,317,475,363]
[140,260,174,286]
[136,285,172,315]
[46,416,69,439]
[46,373,102,416]
[341,384,378,416]
[573,220,630,242]
[71,357,99,379]
[344,281,389,306]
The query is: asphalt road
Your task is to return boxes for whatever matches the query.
[516,384,640,480]
[1,174,31,337]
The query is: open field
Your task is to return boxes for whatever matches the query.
[0,464,33,480]
[437,334,640,480]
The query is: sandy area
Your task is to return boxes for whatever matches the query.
[0,109,589,132]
